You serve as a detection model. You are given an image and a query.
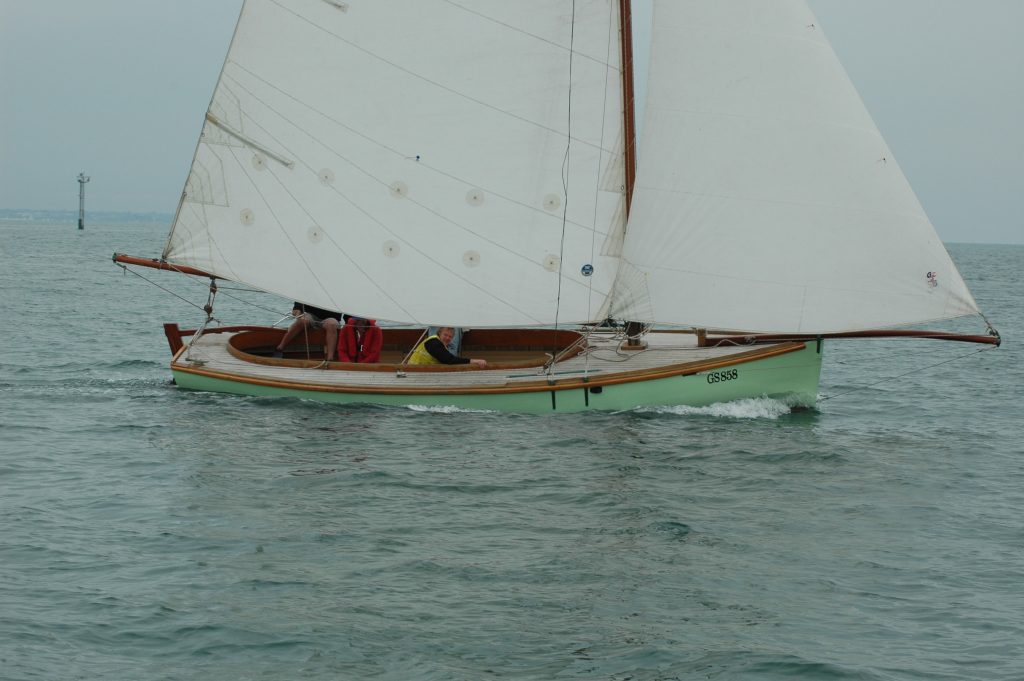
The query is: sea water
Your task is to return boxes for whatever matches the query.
[1,219,1022,680]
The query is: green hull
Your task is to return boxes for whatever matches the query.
[172,341,823,413]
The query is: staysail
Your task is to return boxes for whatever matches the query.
[164,0,627,327]
[611,0,981,333]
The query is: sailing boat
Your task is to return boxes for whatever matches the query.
[115,0,998,413]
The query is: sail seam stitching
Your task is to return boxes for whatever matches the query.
[440,0,620,71]
[265,0,607,153]
[646,105,889,138]
[632,185,931,222]
[221,145,341,310]
[226,74,613,305]
[260,159,419,322]
[222,66,613,239]
[235,110,548,324]
[179,200,246,285]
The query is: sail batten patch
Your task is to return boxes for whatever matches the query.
[205,112,294,169]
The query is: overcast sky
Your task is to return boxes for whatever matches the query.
[0,0,1020,244]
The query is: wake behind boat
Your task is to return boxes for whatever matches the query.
[115,0,998,412]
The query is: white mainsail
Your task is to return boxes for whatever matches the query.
[611,0,981,333]
[164,0,626,327]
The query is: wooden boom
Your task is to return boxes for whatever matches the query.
[113,252,216,279]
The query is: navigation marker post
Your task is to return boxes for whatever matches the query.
[77,173,90,230]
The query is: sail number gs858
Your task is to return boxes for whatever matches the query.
[706,369,739,384]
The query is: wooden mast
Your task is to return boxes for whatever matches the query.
[618,0,637,218]
[618,0,645,347]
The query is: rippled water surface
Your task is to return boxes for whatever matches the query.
[2,221,1022,680]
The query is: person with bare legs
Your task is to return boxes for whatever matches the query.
[273,302,343,364]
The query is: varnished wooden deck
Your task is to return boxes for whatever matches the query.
[172,329,799,393]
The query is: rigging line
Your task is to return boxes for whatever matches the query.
[979,311,1001,341]
[116,264,209,313]
[216,288,290,317]
[222,71,614,279]
[264,0,607,154]
[123,259,268,328]
[551,0,577,367]
[184,307,224,364]
[441,0,620,71]
[212,284,264,293]
[240,114,538,324]
[224,63,617,238]
[819,346,996,402]
[300,308,312,360]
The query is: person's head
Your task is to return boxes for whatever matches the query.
[437,327,454,345]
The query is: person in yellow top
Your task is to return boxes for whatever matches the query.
[409,327,487,368]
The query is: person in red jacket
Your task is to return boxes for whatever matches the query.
[337,317,382,363]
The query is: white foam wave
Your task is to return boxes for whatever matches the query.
[405,404,497,414]
[636,397,795,420]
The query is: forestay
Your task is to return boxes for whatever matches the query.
[164,0,627,327]
[610,0,981,333]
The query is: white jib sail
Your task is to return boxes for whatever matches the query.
[611,0,981,333]
[164,0,627,327]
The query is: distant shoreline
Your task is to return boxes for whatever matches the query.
[0,208,171,225]
[0,208,1017,246]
